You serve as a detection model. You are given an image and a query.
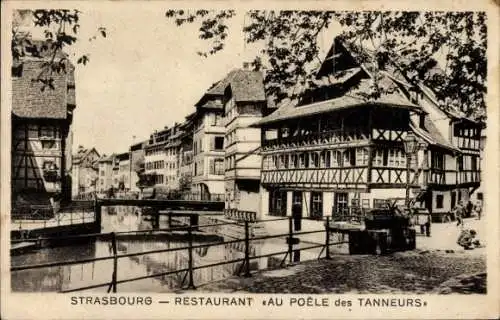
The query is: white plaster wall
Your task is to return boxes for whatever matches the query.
[259,186,269,218]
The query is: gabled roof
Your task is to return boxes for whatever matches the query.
[98,153,115,163]
[73,147,100,164]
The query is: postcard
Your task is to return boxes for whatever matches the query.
[1,1,499,319]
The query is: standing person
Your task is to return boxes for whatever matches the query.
[466,200,473,218]
[475,202,482,220]
[425,213,431,237]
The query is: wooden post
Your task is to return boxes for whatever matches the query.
[187,226,196,289]
[95,201,102,233]
[111,232,118,293]
[243,220,251,277]
[325,217,331,260]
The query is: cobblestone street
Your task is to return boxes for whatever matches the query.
[198,250,486,294]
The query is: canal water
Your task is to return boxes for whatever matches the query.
[11,206,324,292]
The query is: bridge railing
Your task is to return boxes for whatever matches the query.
[11,216,346,292]
[12,201,96,231]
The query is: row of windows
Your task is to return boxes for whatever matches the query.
[457,155,479,171]
[263,148,411,170]
[194,136,225,155]
[145,147,165,156]
[146,161,165,170]
[263,148,372,170]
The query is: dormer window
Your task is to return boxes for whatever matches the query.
[12,64,23,77]
[419,114,425,129]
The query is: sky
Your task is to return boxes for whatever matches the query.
[15,8,338,156]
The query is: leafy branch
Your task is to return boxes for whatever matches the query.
[165,10,486,121]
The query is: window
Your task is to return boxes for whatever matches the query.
[311,153,319,168]
[291,154,299,168]
[477,192,483,201]
[457,156,464,171]
[436,194,444,209]
[210,158,225,175]
[211,113,223,126]
[279,155,289,169]
[431,152,445,170]
[387,149,405,168]
[373,199,388,209]
[356,148,369,166]
[299,153,309,168]
[214,137,224,150]
[373,150,383,167]
[41,140,56,149]
[331,151,341,167]
[269,190,287,216]
[321,150,331,168]
[471,156,478,171]
[39,126,55,138]
[310,192,323,218]
[344,149,355,167]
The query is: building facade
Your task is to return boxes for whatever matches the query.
[220,69,270,211]
[115,152,131,192]
[129,141,146,193]
[97,154,115,193]
[192,85,227,200]
[178,114,195,194]
[71,146,100,197]
[144,128,169,187]
[11,44,76,208]
[255,38,482,220]
[164,123,183,191]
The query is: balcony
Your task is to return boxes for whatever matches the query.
[262,127,369,152]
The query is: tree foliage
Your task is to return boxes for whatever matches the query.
[165,10,486,120]
[12,9,106,89]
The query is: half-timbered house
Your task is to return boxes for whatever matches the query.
[254,37,483,221]
[11,45,76,208]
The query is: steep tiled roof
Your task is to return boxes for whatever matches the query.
[411,117,458,152]
[12,57,74,119]
[226,69,266,102]
[73,147,100,165]
[196,69,266,107]
[254,90,421,127]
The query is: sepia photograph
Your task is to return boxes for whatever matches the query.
[1,1,499,319]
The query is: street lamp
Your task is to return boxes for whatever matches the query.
[404,131,419,212]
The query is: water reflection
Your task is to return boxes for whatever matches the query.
[11,206,322,292]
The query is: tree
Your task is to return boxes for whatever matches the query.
[165,10,486,121]
[12,9,106,89]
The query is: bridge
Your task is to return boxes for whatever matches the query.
[11,199,226,242]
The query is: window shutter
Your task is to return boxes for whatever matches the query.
[209,159,214,174]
